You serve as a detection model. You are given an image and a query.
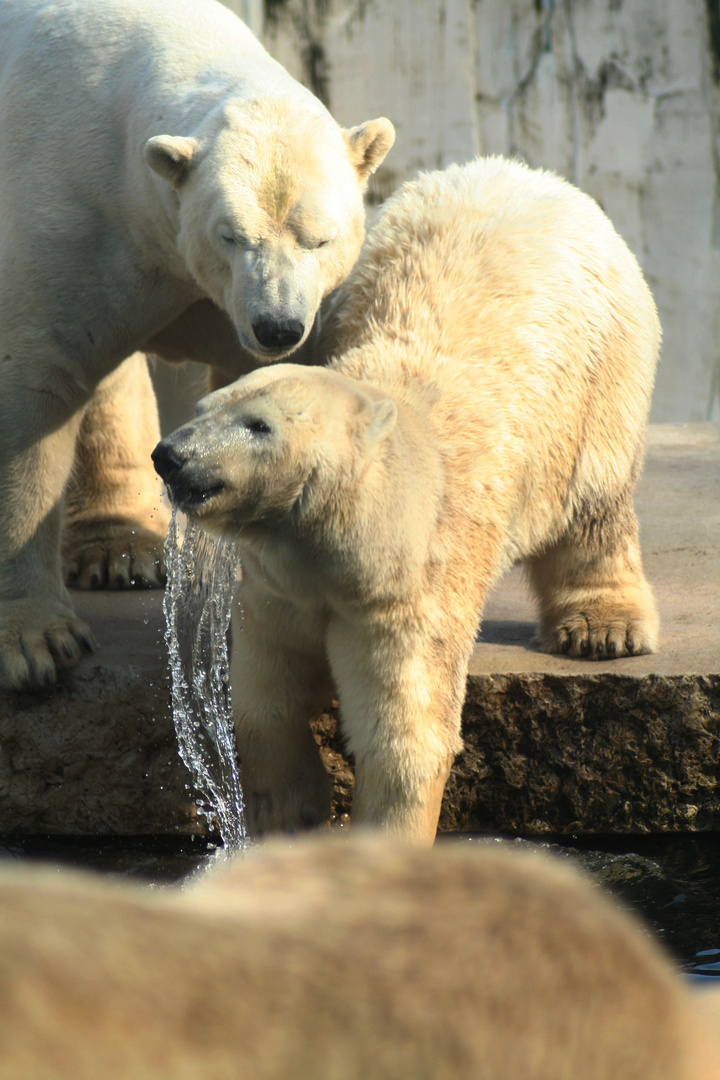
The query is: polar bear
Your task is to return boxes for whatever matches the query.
[153,157,660,844]
[0,0,394,689]
[0,836,718,1079]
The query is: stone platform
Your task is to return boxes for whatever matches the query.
[0,425,717,835]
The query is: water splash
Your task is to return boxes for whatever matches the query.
[163,508,246,852]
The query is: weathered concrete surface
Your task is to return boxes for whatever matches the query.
[0,425,717,834]
[223,0,720,424]
[0,595,198,834]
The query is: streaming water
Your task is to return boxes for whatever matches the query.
[162,507,246,852]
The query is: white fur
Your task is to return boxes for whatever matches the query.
[157,157,660,844]
[2,837,719,1079]
[0,0,394,688]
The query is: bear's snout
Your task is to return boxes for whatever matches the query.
[252,317,305,352]
[152,438,225,511]
[151,439,186,483]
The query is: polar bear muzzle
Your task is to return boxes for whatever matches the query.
[152,438,225,511]
[252,317,305,351]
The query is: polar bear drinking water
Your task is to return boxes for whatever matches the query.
[154,158,660,845]
[0,0,394,689]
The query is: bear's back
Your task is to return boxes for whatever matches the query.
[0,0,305,117]
[326,158,660,535]
[331,157,659,397]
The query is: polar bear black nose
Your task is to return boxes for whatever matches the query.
[252,318,305,350]
[151,440,186,482]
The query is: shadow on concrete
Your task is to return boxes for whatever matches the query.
[476,620,536,648]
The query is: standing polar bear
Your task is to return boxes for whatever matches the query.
[154,157,660,844]
[0,0,394,689]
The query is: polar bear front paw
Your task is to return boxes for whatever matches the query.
[63,524,167,590]
[0,598,96,690]
[243,767,334,838]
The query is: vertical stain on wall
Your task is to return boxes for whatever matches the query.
[263,0,287,28]
[304,39,330,104]
[263,0,331,106]
[705,0,720,82]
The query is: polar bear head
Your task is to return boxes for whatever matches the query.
[151,363,397,536]
[145,100,394,360]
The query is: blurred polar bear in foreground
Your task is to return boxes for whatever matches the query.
[0,836,718,1079]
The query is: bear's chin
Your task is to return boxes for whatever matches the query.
[168,482,225,512]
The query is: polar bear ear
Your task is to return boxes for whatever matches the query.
[144,135,198,185]
[365,398,398,445]
[344,119,396,185]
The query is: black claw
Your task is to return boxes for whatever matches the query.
[79,634,94,653]
[42,669,54,687]
[62,642,75,659]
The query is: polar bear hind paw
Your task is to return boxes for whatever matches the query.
[538,599,658,659]
[63,525,167,590]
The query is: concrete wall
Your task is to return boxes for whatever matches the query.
[219,0,720,424]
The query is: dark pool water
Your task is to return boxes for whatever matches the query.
[1,831,718,980]
[446,832,720,981]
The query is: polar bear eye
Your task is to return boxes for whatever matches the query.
[301,235,334,251]
[219,225,252,246]
[243,417,273,437]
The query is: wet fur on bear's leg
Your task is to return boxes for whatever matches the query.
[230,571,335,834]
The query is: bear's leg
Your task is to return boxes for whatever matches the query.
[230,583,335,836]
[327,618,468,845]
[0,374,95,689]
[526,495,658,659]
[63,354,169,590]
[352,748,456,846]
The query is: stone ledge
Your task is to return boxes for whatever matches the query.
[440,673,720,833]
[0,424,717,835]
[0,593,196,835]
